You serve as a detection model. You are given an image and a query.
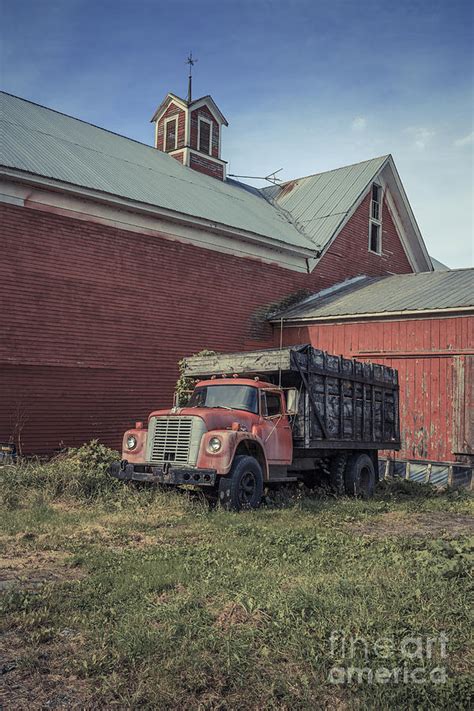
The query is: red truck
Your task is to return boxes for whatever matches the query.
[110,345,400,510]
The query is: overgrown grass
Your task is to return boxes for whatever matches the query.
[1,446,472,709]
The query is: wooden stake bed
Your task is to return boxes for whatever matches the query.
[184,345,401,451]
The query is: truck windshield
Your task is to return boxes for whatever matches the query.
[188,385,259,414]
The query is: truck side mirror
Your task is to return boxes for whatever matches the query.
[285,388,299,416]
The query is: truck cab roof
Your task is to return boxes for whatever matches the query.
[195,378,280,389]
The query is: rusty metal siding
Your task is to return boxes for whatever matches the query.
[280,316,474,465]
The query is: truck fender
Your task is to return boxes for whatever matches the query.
[197,431,269,479]
[121,427,148,463]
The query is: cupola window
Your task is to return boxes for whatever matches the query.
[198,118,212,154]
[165,118,177,152]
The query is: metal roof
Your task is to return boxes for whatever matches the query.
[262,155,389,250]
[0,92,313,253]
[273,269,474,321]
[150,93,229,125]
[430,257,450,271]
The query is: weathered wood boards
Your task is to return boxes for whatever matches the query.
[183,347,296,378]
[290,346,399,449]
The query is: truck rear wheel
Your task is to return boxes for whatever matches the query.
[329,453,347,495]
[218,455,263,511]
[344,453,375,498]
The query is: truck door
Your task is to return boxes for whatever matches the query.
[259,390,293,463]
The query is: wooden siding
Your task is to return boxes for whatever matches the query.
[190,106,219,158]
[1,185,415,454]
[280,316,474,464]
[313,192,413,291]
[156,102,186,152]
[189,152,224,180]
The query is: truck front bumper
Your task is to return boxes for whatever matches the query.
[109,461,217,487]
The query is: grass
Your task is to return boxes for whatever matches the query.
[0,445,473,709]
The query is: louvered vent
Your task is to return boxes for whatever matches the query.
[147,416,205,466]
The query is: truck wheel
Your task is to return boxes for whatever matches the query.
[344,453,375,498]
[218,455,263,511]
[329,453,347,496]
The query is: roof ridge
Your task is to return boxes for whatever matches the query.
[265,154,390,189]
[373,267,472,277]
[0,90,156,151]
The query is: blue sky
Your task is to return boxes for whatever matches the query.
[1,0,473,267]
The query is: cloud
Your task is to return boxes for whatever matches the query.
[454,131,474,148]
[351,116,367,131]
[405,127,436,150]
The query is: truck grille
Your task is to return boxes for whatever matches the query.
[147,416,205,466]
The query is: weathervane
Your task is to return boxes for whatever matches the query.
[186,52,197,102]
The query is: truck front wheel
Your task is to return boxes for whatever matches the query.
[344,453,375,498]
[218,455,264,511]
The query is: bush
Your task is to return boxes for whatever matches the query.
[1,440,121,505]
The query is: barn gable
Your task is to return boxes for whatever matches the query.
[263,155,432,273]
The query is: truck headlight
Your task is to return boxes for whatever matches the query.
[126,434,137,450]
[207,436,222,453]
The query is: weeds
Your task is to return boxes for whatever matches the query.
[1,440,120,506]
[1,457,472,709]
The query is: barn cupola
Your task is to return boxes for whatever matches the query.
[150,54,228,181]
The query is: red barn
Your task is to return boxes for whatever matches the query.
[0,89,445,459]
[272,270,473,486]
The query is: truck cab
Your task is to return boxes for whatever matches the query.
[110,377,297,509]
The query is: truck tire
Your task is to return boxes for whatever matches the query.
[329,453,347,496]
[344,453,375,498]
[218,455,264,511]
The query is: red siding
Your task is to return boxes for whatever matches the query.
[1,188,414,454]
[280,317,474,465]
[189,152,224,180]
[190,106,219,158]
[156,103,186,152]
[314,192,413,290]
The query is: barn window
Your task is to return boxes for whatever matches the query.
[165,117,177,151]
[369,183,382,254]
[371,183,382,220]
[369,222,382,254]
[198,117,212,154]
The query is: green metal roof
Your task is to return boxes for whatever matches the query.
[0,92,393,257]
[0,92,314,252]
[272,269,474,321]
[262,155,389,251]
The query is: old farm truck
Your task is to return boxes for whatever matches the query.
[110,345,400,509]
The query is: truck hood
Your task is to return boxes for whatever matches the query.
[148,407,260,432]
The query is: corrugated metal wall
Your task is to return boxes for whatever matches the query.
[281,316,474,464]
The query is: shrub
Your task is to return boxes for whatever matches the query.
[1,440,121,504]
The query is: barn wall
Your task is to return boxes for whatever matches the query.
[313,192,413,291]
[280,316,474,465]
[1,188,415,454]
